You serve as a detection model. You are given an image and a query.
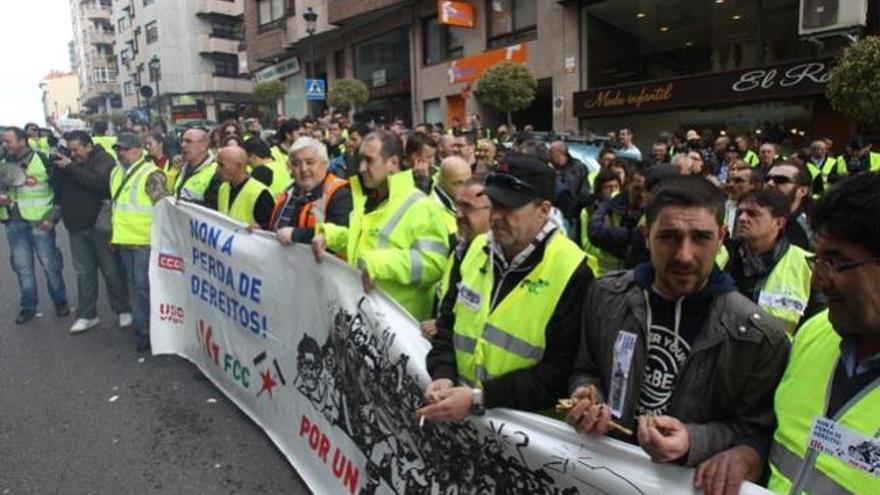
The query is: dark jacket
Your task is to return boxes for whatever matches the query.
[785,208,813,251]
[55,146,115,232]
[427,228,594,412]
[272,176,353,243]
[553,156,591,223]
[570,267,790,466]
[587,192,643,259]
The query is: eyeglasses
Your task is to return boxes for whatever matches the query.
[806,255,880,278]
[485,172,536,193]
[764,175,795,185]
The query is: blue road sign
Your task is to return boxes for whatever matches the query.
[305,79,326,101]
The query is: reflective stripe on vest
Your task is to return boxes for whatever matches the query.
[297,174,349,228]
[218,178,270,226]
[767,310,880,494]
[174,159,217,202]
[452,231,585,387]
[870,152,880,173]
[0,153,54,221]
[756,244,813,328]
[110,160,157,245]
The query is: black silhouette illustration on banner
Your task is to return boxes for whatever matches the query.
[293,296,647,495]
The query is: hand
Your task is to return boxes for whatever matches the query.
[694,445,763,495]
[420,319,437,340]
[54,154,73,168]
[423,378,454,404]
[415,386,473,421]
[311,234,326,263]
[638,415,690,463]
[0,195,11,207]
[361,268,375,293]
[39,219,54,232]
[276,227,294,246]
[566,386,611,436]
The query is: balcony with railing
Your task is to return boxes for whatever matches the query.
[80,0,113,20]
[195,0,243,18]
[197,33,240,54]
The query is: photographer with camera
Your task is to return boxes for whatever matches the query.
[53,130,132,333]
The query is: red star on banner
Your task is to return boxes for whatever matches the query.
[259,369,277,399]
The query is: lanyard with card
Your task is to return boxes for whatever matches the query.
[808,416,880,475]
[608,331,638,419]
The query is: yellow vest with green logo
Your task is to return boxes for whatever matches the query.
[110,159,158,246]
[93,135,117,159]
[217,178,270,226]
[173,159,218,203]
[767,310,880,495]
[757,244,813,329]
[0,152,54,222]
[744,149,759,167]
[452,231,585,387]
[319,169,450,321]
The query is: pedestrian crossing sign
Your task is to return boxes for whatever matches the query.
[305,79,326,101]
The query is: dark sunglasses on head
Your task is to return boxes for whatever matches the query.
[764,175,794,185]
[485,172,536,193]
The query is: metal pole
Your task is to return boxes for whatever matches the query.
[309,35,315,118]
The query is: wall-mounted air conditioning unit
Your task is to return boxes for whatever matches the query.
[799,0,868,37]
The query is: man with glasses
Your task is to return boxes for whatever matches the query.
[764,162,813,250]
[724,190,824,334]
[418,153,593,420]
[767,173,880,495]
[173,128,221,210]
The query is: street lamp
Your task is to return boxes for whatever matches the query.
[303,6,318,117]
[148,55,163,124]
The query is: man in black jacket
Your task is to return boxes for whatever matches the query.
[418,153,593,420]
[54,131,131,333]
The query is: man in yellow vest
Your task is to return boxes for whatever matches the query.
[174,128,221,209]
[24,123,52,155]
[311,131,450,322]
[568,176,789,494]
[724,190,824,333]
[841,135,880,176]
[767,172,880,494]
[242,137,292,195]
[0,126,69,324]
[91,120,117,160]
[110,133,167,352]
[215,146,274,230]
[417,153,594,420]
[806,138,844,195]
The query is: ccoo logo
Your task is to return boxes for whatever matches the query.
[158,253,184,272]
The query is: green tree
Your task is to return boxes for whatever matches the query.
[253,81,286,124]
[473,61,537,127]
[826,36,880,124]
[327,78,369,114]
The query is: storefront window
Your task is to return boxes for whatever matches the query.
[354,27,410,88]
[584,0,812,88]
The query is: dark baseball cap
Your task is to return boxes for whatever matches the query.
[483,153,555,208]
[113,132,143,150]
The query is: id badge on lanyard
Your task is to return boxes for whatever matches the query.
[608,331,638,419]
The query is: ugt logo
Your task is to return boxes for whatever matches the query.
[521,278,549,295]
[158,303,184,325]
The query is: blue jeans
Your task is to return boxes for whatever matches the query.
[5,220,68,312]
[118,246,150,345]
[68,228,131,319]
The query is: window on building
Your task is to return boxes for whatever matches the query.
[258,0,285,30]
[93,67,117,84]
[424,98,442,125]
[353,27,411,88]
[117,16,129,32]
[212,18,240,40]
[123,80,133,96]
[145,21,158,44]
[143,0,154,6]
[334,49,345,78]
[120,48,132,65]
[214,54,240,77]
[423,16,464,65]
[486,0,537,49]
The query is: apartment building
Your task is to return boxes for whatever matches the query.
[70,0,121,115]
[113,0,255,124]
[39,71,82,123]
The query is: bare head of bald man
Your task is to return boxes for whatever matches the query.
[181,128,210,166]
[217,146,249,186]
[438,156,472,198]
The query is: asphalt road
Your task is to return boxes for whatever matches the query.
[0,226,310,495]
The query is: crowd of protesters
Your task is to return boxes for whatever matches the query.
[2,111,879,494]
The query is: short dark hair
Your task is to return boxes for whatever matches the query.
[593,168,621,195]
[92,121,109,135]
[646,175,727,227]
[405,132,435,158]
[243,137,273,159]
[774,161,812,188]
[628,161,649,180]
[811,172,880,256]
[278,119,301,138]
[365,131,403,163]
[3,126,27,141]
[738,190,791,219]
[25,122,40,132]
[65,130,93,146]
[350,122,371,139]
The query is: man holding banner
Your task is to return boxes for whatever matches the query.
[215,146,274,230]
[567,176,789,494]
[110,133,167,352]
[311,131,450,322]
[418,153,593,418]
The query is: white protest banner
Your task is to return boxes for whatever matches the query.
[150,200,772,494]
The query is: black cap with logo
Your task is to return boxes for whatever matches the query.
[483,152,555,208]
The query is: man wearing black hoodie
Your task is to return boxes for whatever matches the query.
[567,176,790,495]
[53,131,131,333]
